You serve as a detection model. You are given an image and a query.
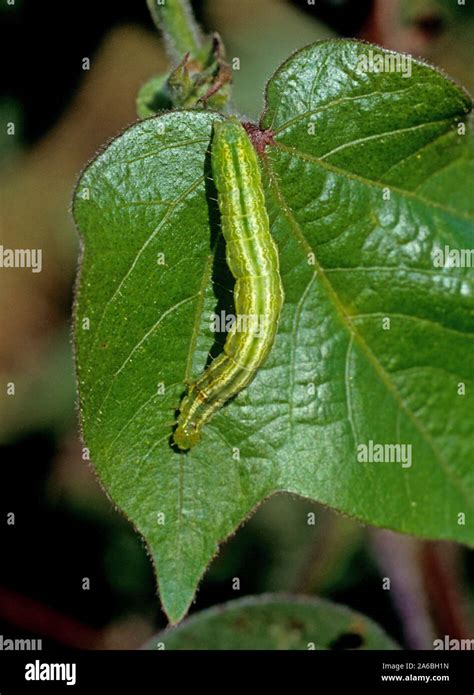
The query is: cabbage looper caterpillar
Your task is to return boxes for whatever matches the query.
[174,118,284,450]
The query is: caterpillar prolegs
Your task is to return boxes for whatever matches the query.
[173,118,284,450]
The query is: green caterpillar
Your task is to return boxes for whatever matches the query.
[173,118,284,450]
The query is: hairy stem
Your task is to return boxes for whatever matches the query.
[146,0,203,60]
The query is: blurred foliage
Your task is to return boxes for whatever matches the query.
[0,329,76,441]
[420,0,474,97]
[360,0,474,96]
[149,594,399,649]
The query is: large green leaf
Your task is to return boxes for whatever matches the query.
[146,594,399,650]
[73,40,474,623]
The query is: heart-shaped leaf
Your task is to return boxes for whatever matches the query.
[73,40,474,623]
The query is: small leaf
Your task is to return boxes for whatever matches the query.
[146,594,399,650]
[136,75,173,118]
[144,34,232,111]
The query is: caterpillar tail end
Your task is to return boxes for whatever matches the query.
[173,422,201,451]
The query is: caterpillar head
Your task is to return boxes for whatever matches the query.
[173,422,202,451]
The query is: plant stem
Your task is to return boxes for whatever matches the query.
[147,0,203,60]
